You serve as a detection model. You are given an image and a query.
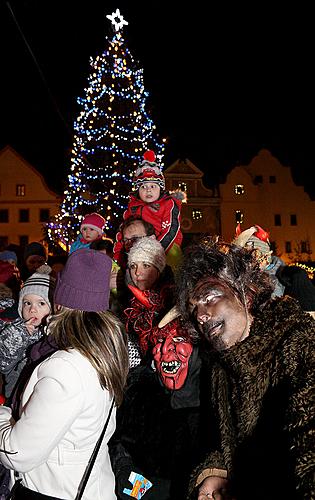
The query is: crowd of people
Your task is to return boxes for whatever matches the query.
[0,151,314,499]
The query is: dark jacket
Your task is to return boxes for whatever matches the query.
[109,350,212,500]
[189,297,315,500]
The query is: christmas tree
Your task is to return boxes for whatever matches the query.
[47,8,165,251]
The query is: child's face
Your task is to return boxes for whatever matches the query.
[22,294,50,327]
[81,225,100,242]
[139,183,160,203]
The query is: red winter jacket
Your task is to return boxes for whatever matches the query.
[113,193,183,266]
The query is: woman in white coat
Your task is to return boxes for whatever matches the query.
[0,248,129,500]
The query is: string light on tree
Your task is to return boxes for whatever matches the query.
[47,9,164,250]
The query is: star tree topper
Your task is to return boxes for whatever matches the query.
[106,8,128,31]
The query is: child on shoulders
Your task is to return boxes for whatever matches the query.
[113,150,184,270]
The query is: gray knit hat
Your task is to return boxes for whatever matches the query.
[18,264,55,316]
[128,237,166,273]
[54,248,112,312]
[245,235,272,256]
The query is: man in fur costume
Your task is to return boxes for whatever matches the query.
[176,237,315,500]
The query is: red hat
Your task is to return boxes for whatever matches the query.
[80,213,105,236]
[133,150,165,190]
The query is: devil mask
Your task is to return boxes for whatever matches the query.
[152,319,193,390]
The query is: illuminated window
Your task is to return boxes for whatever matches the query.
[192,209,203,220]
[178,182,187,192]
[234,184,245,195]
[16,184,26,196]
[235,210,244,224]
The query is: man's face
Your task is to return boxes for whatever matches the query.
[153,333,193,390]
[189,281,251,350]
[122,220,147,253]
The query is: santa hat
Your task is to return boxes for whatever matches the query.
[80,213,105,236]
[133,150,165,190]
[233,224,272,257]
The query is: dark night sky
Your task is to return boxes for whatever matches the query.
[2,1,315,198]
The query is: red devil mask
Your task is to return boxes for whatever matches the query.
[152,320,193,390]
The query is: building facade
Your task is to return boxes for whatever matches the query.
[219,149,315,264]
[164,158,221,245]
[0,146,60,248]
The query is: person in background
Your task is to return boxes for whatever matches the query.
[20,242,48,282]
[176,238,314,500]
[278,264,315,319]
[0,265,55,400]
[124,237,174,367]
[233,224,285,297]
[0,251,18,267]
[113,151,185,271]
[70,212,106,254]
[109,309,210,500]
[0,248,129,499]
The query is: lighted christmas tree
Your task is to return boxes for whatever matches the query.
[47,9,165,250]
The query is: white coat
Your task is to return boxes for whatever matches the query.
[0,349,117,499]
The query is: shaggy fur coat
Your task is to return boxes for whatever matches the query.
[189,297,315,500]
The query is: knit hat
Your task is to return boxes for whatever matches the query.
[18,264,55,316]
[233,225,272,257]
[0,250,17,264]
[80,213,105,236]
[23,242,47,262]
[54,248,112,312]
[128,237,166,273]
[133,150,165,191]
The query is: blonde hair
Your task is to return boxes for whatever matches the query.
[48,307,129,406]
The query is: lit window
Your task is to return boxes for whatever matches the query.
[235,210,244,224]
[178,182,187,192]
[16,184,26,196]
[234,184,244,195]
[192,209,203,220]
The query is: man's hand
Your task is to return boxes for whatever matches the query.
[198,477,234,499]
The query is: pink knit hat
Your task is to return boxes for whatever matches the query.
[80,213,105,236]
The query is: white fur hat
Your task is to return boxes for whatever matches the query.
[128,237,166,273]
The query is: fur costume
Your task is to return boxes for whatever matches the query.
[189,297,315,499]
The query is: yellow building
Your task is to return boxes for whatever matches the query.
[0,146,60,248]
[219,149,315,263]
[164,158,221,244]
